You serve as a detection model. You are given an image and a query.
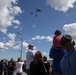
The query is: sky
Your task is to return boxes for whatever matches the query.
[0,0,76,60]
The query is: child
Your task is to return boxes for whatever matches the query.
[53,30,62,49]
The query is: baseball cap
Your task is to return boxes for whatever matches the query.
[60,35,72,46]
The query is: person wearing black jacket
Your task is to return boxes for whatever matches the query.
[7,58,16,75]
[22,61,26,73]
[0,60,4,75]
[43,56,52,75]
[30,51,47,75]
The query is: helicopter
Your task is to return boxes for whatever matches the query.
[30,8,42,17]
[35,8,41,12]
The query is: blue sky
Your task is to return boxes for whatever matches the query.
[0,0,76,60]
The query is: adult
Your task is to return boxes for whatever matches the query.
[26,44,36,75]
[4,59,8,75]
[49,30,65,75]
[8,58,16,75]
[60,34,76,75]
[30,51,47,75]
[43,56,52,75]
[0,59,5,75]
[16,57,24,75]
[22,60,26,73]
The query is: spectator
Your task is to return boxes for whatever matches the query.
[43,56,52,75]
[16,57,24,75]
[7,58,16,75]
[26,44,36,75]
[49,30,65,75]
[60,34,76,75]
[4,59,8,75]
[22,60,26,73]
[53,30,62,49]
[30,51,47,75]
[0,59,5,75]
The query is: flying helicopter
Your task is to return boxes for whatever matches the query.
[30,8,42,17]
[31,12,33,14]
[35,8,41,12]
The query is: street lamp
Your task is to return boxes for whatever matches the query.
[17,32,23,58]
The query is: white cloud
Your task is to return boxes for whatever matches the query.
[32,36,45,40]
[13,45,20,49]
[0,0,23,51]
[13,41,29,50]
[0,42,5,49]
[63,23,76,36]
[11,6,22,15]
[13,41,37,52]
[47,0,76,12]
[45,36,53,42]
[0,28,7,34]
[31,35,53,42]
[13,20,20,24]
[0,0,22,34]
[4,40,14,47]
[23,42,29,50]
[0,33,16,50]
[14,26,19,29]
[7,33,16,41]
[0,42,9,50]
[0,41,27,51]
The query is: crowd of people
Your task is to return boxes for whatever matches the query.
[0,57,25,75]
[0,44,52,75]
[0,29,76,75]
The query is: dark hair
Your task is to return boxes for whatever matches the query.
[43,56,47,62]
[18,57,21,61]
[28,44,34,49]
[55,30,61,35]
[10,58,13,61]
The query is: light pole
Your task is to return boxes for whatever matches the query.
[17,32,23,58]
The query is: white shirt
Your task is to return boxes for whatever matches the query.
[26,49,36,69]
[16,61,24,73]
